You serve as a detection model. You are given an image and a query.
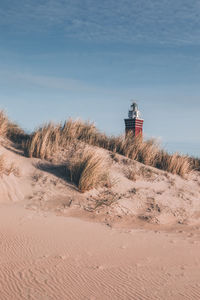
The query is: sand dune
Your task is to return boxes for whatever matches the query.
[1,139,200,299]
[1,204,200,300]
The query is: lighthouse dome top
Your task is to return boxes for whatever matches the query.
[128,101,141,119]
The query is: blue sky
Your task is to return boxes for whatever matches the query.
[0,0,200,156]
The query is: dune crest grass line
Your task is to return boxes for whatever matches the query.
[1,111,199,178]
[24,119,192,177]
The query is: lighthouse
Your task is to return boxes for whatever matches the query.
[124,102,144,137]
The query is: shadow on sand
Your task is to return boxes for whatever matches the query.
[35,161,79,192]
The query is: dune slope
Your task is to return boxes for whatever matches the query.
[1,139,200,299]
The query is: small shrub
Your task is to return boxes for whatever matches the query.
[6,162,20,176]
[0,154,19,176]
[139,166,154,179]
[126,167,136,181]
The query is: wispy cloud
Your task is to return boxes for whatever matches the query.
[0,69,99,92]
[1,0,200,45]
[0,69,126,96]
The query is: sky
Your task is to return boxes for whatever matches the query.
[0,0,200,156]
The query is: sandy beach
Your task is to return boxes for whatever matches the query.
[0,128,200,300]
[1,203,200,300]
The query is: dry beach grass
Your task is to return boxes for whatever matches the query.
[0,110,198,184]
[0,110,28,144]
[0,111,7,136]
[0,154,5,174]
[23,118,193,178]
[0,154,19,177]
[66,147,109,192]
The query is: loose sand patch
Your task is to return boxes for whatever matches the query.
[1,204,200,300]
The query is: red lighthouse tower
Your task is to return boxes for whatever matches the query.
[124,102,144,137]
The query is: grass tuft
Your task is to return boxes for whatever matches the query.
[155,151,191,177]
[0,155,4,174]
[66,147,109,192]
[25,123,61,159]
[0,111,8,137]
[0,110,28,144]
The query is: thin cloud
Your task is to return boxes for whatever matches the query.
[1,0,200,45]
[0,69,123,96]
[0,70,97,92]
